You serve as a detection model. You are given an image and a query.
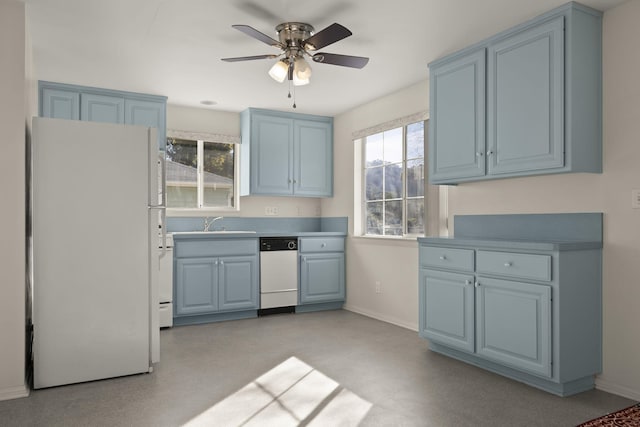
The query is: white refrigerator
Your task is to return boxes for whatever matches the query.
[31,117,164,389]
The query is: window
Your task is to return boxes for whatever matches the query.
[356,119,429,237]
[165,135,238,211]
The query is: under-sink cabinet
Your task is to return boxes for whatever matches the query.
[297,237,345,312]
[418,213,603,396]
[173,237,259,325]
[428,2,602,184]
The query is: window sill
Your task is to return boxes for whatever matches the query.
[352,234,421,242]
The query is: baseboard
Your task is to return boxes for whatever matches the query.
[343,304,418,332]
[0,383,29,401]
[596,378,640,401]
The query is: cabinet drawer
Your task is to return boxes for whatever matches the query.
[299,237,344,253]
[175,239,258,258]
[477,251,551,282]
[421,246,474,272]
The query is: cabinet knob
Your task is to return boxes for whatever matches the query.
[504,262,512,267]
[321,243,326,247]
[220,260,224,265]
[476,152,484,157]
[303,257,307,262]
[474,281,480,288]
[439,255,447,260]
[293,179,297,184]
[486,150,494,156]
[465,280,472,286]
[288,179,292,183]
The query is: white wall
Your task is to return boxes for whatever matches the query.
[325,81,429,329]
[166,104,321,218]
[326,1,640,400]
[0,0,28,401]
[445,0,640,399]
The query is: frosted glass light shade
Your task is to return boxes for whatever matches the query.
[293,57,311,86]
[268,60,289,83]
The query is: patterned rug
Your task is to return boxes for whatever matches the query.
[577,403,640,426]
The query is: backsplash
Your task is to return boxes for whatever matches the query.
[166,216,347,234]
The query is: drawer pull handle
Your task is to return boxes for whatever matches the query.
[504,262,512,267]
[439,255,447,260]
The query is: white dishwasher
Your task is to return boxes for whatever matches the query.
[259,237,298,314]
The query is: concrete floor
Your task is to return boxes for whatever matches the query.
[0,310,634,426]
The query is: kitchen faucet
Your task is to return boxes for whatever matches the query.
[203,216,223,232]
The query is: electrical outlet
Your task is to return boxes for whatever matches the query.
[265,206,279,216]
[632,189,640,209]
[375,281,381,294]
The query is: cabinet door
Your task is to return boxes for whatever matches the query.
[125,99,167,150]
[487,17,564,175]
[81,93,125,124]
[175,258,218,315]
[251,114,294,195]
[419,269,475,353]
[294,119,333,197]
[41,88,80,120]
[299,253,345,304]
[429,49,486,183]
[475,276,552,378]
[218,255,258,311]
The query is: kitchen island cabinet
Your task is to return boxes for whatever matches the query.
[39,81,167,150]
[173,236,259,325]
[240,108,333,197]
[418,213,602,396]
[429,2,602,184]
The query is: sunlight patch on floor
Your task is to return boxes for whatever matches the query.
[183,356,372,427]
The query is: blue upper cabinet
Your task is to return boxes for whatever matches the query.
[39,81,167,150]
[240,108,333,197]
[41,88,80,120]
[429,49,486,182]
[428,3,602,184]
[81,93,125,124]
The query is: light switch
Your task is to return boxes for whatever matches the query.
[632,189,640,209]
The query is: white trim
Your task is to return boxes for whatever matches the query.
[0,384,29,401]
[344,304,418,332]
[595,377,640,400]
[167,129,240,144]
[352,111,429,140]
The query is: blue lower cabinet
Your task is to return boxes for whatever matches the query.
[173,237,259,325]
[299,253,345,303]
[297,237,345,311]
[419,269,475,353]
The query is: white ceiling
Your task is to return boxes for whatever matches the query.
[25,0,625,117]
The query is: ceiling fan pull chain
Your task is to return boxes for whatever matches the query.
[292,84,297,109]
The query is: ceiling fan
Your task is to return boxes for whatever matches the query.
[221,22,369,107]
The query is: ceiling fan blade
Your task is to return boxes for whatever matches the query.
[232,25,283,48]
[302,23,352,51]
[312,52,369,69]
[221,54,279,62]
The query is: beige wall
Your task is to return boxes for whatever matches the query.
[325,81,430,329]
[166,104,322,218]
[0,0,28,401]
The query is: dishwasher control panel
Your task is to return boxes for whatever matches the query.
[260,237,298,251]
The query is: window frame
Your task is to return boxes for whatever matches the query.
[165,129,240,216]
[353,112,443,240]
[360,121,425,238]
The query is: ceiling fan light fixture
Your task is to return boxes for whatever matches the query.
[268,59,289,83]
[293,56,311,86]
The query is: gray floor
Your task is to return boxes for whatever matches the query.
[0,310,635,426]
